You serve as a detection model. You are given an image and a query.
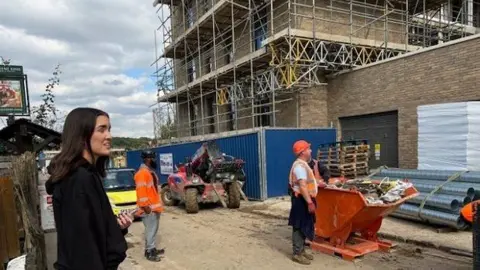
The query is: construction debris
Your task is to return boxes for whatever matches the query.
[336,177,415,205]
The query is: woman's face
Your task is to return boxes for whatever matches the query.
[90,115,112,157]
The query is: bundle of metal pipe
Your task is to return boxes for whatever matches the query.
[377,168,480,183]
[390,204,468,230]
[370,168,480,229]
[408,193,470,212]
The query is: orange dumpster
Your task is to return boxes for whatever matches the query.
[310,184,419,261]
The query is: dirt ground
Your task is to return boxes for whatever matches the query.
[121,204,472,270]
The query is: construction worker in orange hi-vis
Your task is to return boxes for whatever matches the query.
[288,140,327,265]
[460,200,479,223]
[134,150,164,262]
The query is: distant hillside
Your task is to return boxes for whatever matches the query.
[0,137,153,155]
[112,137,154,150]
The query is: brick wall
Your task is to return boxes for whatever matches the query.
[298,85,328,127]
[327,35,480,168]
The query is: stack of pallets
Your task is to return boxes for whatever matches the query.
[317,141,370,178]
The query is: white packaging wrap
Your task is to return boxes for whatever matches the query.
[6,255,25,270]
[417,101,480,171]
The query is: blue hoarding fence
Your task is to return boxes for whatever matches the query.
[126,130,263,200]
[261,128,336,198]
[126,127,336,200]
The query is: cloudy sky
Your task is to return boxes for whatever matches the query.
[0,0,164,138]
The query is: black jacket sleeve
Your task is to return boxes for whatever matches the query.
[62,170,107,269]
[318,162,330,182]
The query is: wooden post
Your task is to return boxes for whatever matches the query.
[0,176,21,262]
[11,152,47,270]
[0,155,21,268]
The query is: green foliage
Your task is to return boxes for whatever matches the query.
[31,64,64,131]
[111,137,154,150]
[159,112,177,139]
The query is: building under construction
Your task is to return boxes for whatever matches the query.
[150,0,479,168]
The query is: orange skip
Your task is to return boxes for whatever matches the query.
[310,184,419,261]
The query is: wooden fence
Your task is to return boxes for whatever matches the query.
[0,176,20,268]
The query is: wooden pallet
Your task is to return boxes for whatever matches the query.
[317,142,370,178]
[355,154,369,162]
[318,141,370,179]
[327,163,356,169]
[317,149,370,157]
[318,144,370,152]
[330,170,370,178]
[328,162,370,178]
[319,153,370,164]
[355,161,368,168]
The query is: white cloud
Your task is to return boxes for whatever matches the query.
[0,0,165,138]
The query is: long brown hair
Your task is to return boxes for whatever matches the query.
[48,107,110,182]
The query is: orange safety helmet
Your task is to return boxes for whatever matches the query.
[293,140,311,156]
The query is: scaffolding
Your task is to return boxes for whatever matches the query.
[151,0,479,141]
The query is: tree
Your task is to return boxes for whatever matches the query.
[154,104,177,140]
[0,58,64,131]
[31,64,64,131]
[160,113,177,139]
[111,137,154,149]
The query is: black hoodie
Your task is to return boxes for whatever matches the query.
[46,159,128,270]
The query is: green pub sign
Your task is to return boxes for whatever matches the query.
[0,65,29,115]
[0,65,24,76]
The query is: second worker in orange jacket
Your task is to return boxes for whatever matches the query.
[134,150,165,262]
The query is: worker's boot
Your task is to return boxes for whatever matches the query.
[292,254,311,265]
[145,249,162,262]
[144,248,165,257]
[153,248,165,256]
[301,249,314,260]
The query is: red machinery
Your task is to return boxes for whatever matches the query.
[160,141,246,214]
[310,183,419,261]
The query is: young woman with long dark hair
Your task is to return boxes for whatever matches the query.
[45,107,132,269]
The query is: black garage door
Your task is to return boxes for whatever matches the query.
[339,111,398,169]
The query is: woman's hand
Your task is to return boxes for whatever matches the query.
[117,213,133,230]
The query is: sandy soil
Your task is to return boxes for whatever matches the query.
[243,198,473,252]
[121,204,472,270]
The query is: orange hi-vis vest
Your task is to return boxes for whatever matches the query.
[460,200,480,223]
[134,164,164,215]
[289,159,319,198]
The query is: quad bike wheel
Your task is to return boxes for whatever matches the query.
[160,186,179,206]
[227,181,241,209]
[185,188,199,214]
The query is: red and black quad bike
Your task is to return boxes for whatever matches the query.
[160,141,247,214]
